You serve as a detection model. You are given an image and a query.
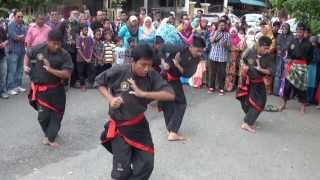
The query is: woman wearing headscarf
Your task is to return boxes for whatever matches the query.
[138,16,156,46]
[273,23,294,96]
[225,27,245,91]
[178,19,194,47]
[118,15,139,49]
[156,17,182,52]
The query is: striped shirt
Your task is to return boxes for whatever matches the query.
[209,31,231,62]
[103,41,116,64]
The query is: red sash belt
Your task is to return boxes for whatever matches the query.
[250,78,264,84]
[31,82,62,113]
[104,113,154,154]
[166,72,179,82]
[236,76,264,112]
[286,59,307,73]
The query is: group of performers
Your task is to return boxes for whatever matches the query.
[23,23,314,179]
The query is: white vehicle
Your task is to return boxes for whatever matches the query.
[203,12,240,25]
[201,14,220,25]
[242,13,263,31]
[286,18,298,33]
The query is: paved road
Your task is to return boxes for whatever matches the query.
[1,87,320,180]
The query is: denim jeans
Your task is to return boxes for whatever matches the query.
[7,53,24,90]
[0,55,7,93]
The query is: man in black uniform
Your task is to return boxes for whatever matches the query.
[159,36,205,141]
[24,30,73,147]
[279,23,313,114]
[95,44,175,180]
[236,36,275,133]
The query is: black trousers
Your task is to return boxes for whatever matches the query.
[240,99,262,126]
[69,51,78,87]
[207,61,227,90]
[77,62,96,86]
[283,79,307,104]
[111,137,154,180]
[37,105,63,142]
[239,84,266,126]
[161,102,186,133]
[160,80,187,133]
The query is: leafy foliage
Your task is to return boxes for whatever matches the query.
[271,0,320,34]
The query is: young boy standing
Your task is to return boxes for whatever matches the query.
[76,24,94,91]
[113,37,126,65]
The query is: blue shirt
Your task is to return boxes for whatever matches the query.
[8,21,27,55]
[118,25,139,49]
[138,27,156,46]
[209,31,230,62]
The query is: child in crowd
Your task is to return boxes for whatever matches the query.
[113,37,126,65]
[76,24,94,91]
[125,37,136,63]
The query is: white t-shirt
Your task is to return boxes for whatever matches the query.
[114,46,126,65]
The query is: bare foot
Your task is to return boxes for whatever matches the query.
[278,104,286,112]
[48,141,61,148]
[251,124,257,130]
[241,123,256,133]
[300,105,305,115]
[168,132,185,141]
[41,137,49,145]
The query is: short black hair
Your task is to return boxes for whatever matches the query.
[197,9,204,14]
[192,36,206,48]
[13,9,23,16]
[155,36,164,44]
[258,36,272,47]
[132,44,154,62]
[128,37,135,44]
[260,21,268,26]
[80,23,88,30]
[181,13,188,19]
[218,19,226,25]
[48,29,63,42]
[94,29,101,34]
[297,22,306,31]
[273,21,281,27]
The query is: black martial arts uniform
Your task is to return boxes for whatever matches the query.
[283,38,313,104]
[236,46,275,126]
[159,47,201,133]
[95,64,173,180]
[27,43,73,142]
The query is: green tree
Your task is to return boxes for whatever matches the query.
[271,0,320,34]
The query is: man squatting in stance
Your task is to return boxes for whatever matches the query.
[95,44,175,180]
[236,36,275,133]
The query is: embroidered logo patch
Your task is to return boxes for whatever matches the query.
[120,81,130,91]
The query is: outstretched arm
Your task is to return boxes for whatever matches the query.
[128,78,175,101]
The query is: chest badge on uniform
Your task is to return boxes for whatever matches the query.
[290,44,295,50]
[120,81,130,91]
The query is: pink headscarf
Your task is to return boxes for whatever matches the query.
[229,27,241,47]
[179,20,193,45]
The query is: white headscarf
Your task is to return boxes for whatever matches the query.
[142,16,154,36]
